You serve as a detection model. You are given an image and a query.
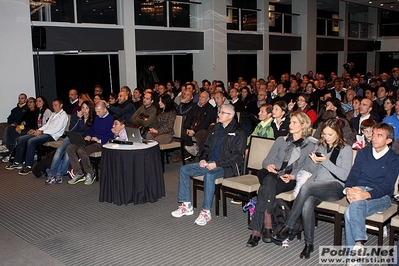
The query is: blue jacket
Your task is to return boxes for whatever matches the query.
[383,114,399,141]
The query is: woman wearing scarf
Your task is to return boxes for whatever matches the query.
[273,118,352,259]
[246,112,315,247]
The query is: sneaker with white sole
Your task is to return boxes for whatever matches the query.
[84,173,96,185]
[184,144,199,156]
[194,210,212,226]
[45,175,56,185]
[171,203,194,218]
[67,173,85,184]
[19,165,32,176]
[6,162,23,170]
[0,145,9,153]
[2,156,10,163]
[55,174,63,184]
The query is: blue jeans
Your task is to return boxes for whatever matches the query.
[3,125,28,156]
[344,186,392,246]
[178,162,224,210]
[285,179,344,245]
[48,137,71,177]
[15,133,54,167]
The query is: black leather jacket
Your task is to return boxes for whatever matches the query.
[200,119,246,178]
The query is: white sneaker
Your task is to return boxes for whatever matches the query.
[0,145,9,153]
[2,156,10,163]
[184,144,199,156]
[171,203,194,218]
[194,210,212,226]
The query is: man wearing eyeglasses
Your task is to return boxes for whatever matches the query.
[171,104,246,226]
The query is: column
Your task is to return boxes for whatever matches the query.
[337,1,348,76]
[118,0,137,88]
[291,0,317,75]
[193,0,227,84]
[257,0,270,79]
[367,6,378,74]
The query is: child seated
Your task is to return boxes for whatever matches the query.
[352,119,377,149]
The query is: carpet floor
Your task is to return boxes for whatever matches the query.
[0,159,391,266]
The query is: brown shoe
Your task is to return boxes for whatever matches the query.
[172,156,182,162]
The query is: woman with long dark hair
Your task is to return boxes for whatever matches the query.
[379,96,396,121]
[36,96,51,128]
[274,118,352,259]
[46,101,95,185]
[146,94,177,144]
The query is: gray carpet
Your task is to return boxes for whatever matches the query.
[0,160,390,266]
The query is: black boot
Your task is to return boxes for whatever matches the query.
[262,229,273,243]
[299,244,314,259]
[273,226,293,241]
[246,235,261,247]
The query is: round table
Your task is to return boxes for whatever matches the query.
[99,141,165,205]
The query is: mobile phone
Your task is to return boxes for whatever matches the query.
[315,151,323,157]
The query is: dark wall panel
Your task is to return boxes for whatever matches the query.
[317,38,344,51]
[135,30,203,51]
[228,54,257,83]
[227,33,263,50]
[40,26,123,51]
[269,35,301,51]
[348,40,374,52]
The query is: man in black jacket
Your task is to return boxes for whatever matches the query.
[171,104,246,226]
[183,91,217,157]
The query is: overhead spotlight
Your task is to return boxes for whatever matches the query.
[369,1,372,3]
[380,3,384,6]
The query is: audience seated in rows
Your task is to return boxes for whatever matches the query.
[6,98,68,176]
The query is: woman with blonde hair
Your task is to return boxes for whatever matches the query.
[246,112,315,247]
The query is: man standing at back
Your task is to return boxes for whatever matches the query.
[171,104,246,226]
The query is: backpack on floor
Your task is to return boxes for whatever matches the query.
[271,198,303,246]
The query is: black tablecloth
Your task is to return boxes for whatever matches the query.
[99,144,165,205]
